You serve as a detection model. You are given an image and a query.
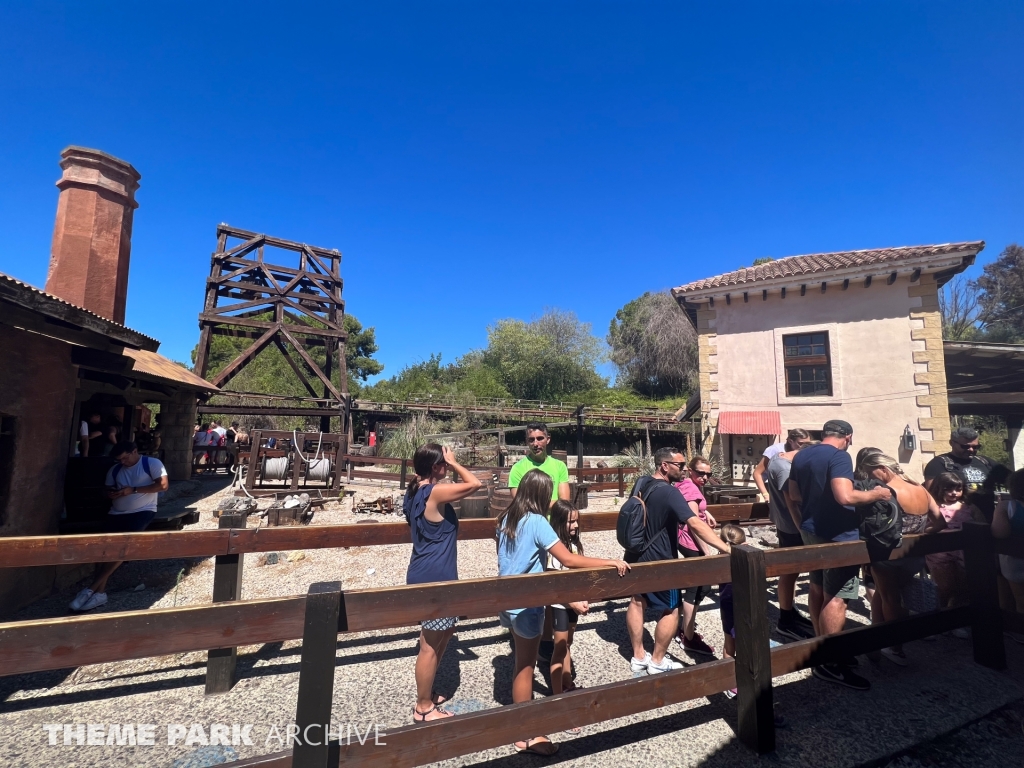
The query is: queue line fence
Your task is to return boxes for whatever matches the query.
[0,518,1021,765]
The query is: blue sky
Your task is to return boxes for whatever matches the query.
[1,3,1021,385]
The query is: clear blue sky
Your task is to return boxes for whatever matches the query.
[1,3,1021,385]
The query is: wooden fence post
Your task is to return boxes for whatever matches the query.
[731,543,775,754]
[963,520,1006,670]
[400,459,408,490]
[617,467,625,496]
[293,581,343,768]
[205,513,247,695]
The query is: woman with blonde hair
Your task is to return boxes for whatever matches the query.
[855,450,943,665]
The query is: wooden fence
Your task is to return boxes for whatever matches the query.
[0,519,1021,766]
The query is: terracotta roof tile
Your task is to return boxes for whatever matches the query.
[672,241,984,295]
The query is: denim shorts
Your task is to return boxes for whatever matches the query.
[499,606,545,639]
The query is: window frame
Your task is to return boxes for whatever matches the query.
[782,331,833,397]
[772,323,843,405]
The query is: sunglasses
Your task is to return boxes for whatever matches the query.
[953,442,979,451]
[662,460,686,468]
[692,470,713,478]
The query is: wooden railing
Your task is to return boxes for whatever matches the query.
[1,520,1021,765]
[336,453,642,494]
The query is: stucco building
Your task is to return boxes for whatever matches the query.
[672,242,986,484]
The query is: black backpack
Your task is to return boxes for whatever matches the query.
[855,479,903,561]
[617,476,657,554]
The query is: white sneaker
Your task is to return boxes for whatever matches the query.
[78,591,108,611]
[647,657,684,674]
[880,647,908,666]
[69,588,94,611]
[630,653,652,674]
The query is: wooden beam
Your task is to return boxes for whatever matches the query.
[280,326,343,400]
[910,268,921,282]
[820,281,827,293]
[864,275,872,288]
[842,279,849,290]
[887,271,898,285]
[800,284,806,296]
[274,338,321,398]
[762,289,767,301]
[210,325,280,388]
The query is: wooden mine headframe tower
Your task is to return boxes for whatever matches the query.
[193,224,349,433]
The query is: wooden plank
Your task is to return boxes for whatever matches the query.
[0,529,232,568]
[963,521,1006,670]
[206,514,247,695]
[764,540,867,577]
[731,544,774,754]
[0,597,306,677]
[293,583,342,768]
[280,326,343,400]
[211,325,280,388]
[233,657,737,768]
[769,606,971,675]
[200,313,348,338]
[339,557,730,632]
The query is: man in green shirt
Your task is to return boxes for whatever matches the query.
[509,422,571,503]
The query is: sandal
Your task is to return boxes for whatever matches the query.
[563,726,582,735]
[514,738,559,756]
[431,691,447,705]
[412,703,452,722]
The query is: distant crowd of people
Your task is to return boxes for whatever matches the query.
[192,420,250,472]
[400,420,1024,754]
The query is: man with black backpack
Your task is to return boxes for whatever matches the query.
[69,441,169,612]
[623,447,731,675]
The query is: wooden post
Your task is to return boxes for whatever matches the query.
[575,407,585,483]
[617,467,625,496]
[205,513,247,695]
[497,430,505,468]
[246,430,262,492]
[963,521,1006,670]
[731,543,775,754]
[290,433,303,491]
[293,581,343,768]
[400,458,408,490]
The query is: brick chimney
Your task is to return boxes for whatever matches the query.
[45,146,141,324]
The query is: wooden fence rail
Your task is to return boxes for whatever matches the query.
[1,517,1018,764]
[0,506,771,569]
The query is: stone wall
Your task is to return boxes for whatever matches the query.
[158,390,197,481]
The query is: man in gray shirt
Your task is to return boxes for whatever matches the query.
[765,445,815,640]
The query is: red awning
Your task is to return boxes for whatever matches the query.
[717,411,782,436]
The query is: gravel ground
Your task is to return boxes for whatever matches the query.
[1,476,1021,767]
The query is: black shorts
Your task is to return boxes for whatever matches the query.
[777,530,804,548]
[679,545,709,606]
[551,605,579,632]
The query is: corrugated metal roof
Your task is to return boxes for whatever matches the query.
[672,241,984,295]
[123,349,219,392]
[0,271,159,351]
[717,411,782,436]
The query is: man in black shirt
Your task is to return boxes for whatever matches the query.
[625,447,730,675]
[924,426,1000,519]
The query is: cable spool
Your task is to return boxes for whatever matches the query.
[261,456,291,482]
[305,458,332,483]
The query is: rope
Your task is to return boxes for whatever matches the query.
[261,432,333,483]
[262,456,291,481]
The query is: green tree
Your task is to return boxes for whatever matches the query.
[975,243,1024,342]
[608,291,697,397]
[344,315,384,388]
[193,312,382,396]
[482,309,606,400]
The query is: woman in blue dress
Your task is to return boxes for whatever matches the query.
[404,443,481,722]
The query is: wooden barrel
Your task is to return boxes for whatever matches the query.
[457,493,491,519]
[490,488,513,516]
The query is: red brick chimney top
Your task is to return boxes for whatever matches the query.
[56,146,141,206]
[45,146,141,324]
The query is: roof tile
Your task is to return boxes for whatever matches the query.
[672,241,984,295]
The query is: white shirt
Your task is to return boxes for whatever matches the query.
[105,457,167,514]
[79,420,90,438]
[212,426,227,438]
[763,442,786,463]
